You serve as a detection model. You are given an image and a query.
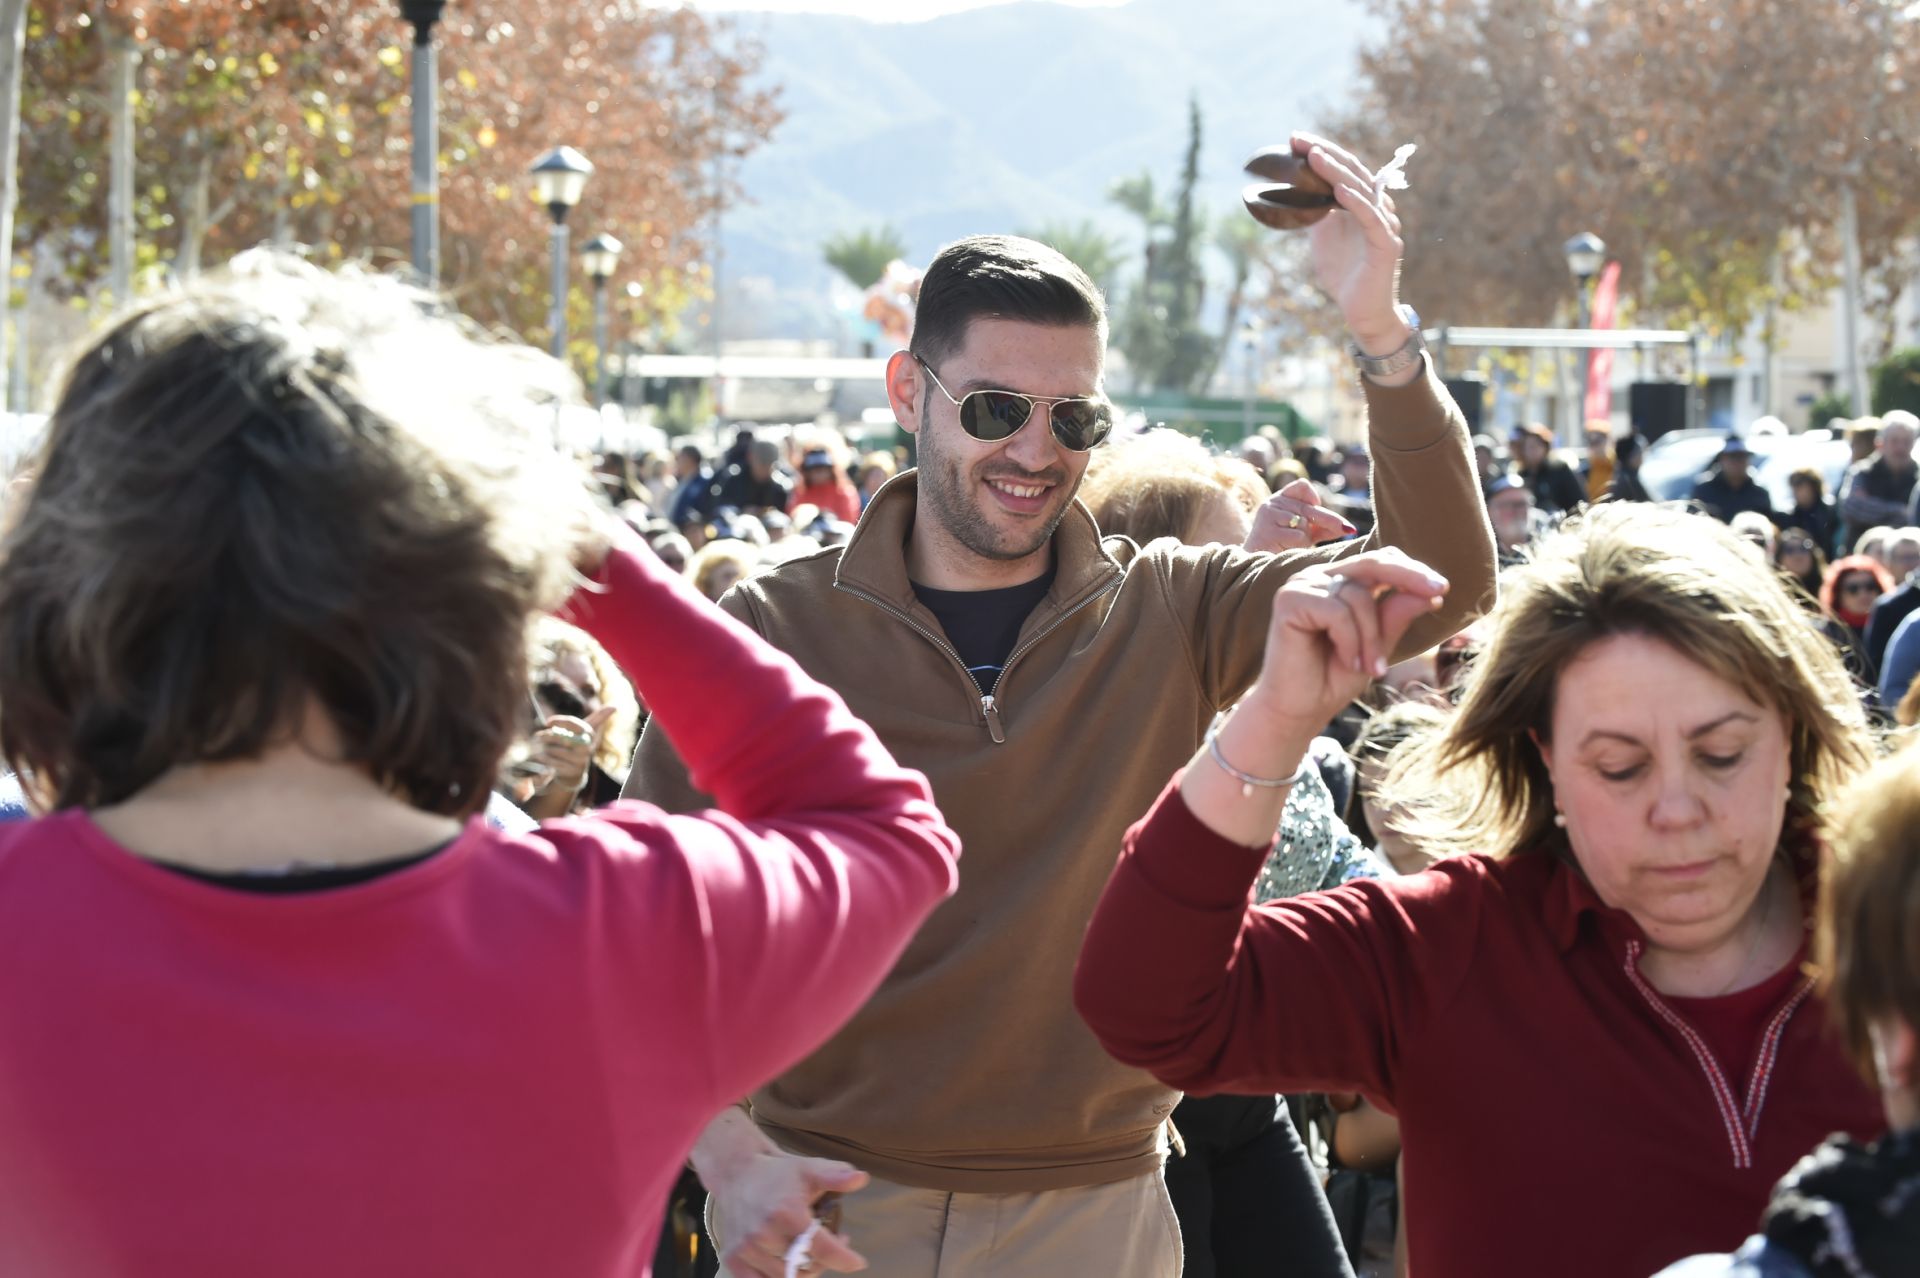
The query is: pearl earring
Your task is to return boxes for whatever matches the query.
[1553,812,1567,829]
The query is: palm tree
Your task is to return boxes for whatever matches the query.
[1107,170,1163,282]
[821,226,909,292]
[1203,215,1274,390]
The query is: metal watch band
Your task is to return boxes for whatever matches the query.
[1350,327,1426,381]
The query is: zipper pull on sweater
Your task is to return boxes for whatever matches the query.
[981,695,1006,744]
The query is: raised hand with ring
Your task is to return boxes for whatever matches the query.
[1244,477,1358,554]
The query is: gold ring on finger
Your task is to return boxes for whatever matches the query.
[1288,514,1303,529]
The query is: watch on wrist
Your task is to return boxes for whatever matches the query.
[1350,303,1424,381]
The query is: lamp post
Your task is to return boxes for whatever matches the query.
[1239,317,1260,438]
[530,146,593,360]
[398,1,447,284]
[1564,231,1606,436]
[579,233,623,406]
[622,279,647,412]
[107,33,138,304]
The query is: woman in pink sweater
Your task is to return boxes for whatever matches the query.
[0,256,959,1277]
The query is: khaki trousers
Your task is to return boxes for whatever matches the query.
[709,1169,1183,1277]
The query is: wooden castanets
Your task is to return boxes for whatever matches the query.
[1241,145,1335,230]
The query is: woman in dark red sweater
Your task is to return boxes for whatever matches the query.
[1075,505,1885,1278]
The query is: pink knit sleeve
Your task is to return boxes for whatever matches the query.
[557,537,961,1104]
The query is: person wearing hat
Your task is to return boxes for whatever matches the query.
[1485,473,1538,565]
[1509,422,1587,514]
[1690,434,1776,525]
[787,445,862,524]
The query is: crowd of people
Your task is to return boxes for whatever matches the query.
[0,131,1915,1278]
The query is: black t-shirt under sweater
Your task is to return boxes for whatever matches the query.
[911,567,1055,694]
[163,847,442,893]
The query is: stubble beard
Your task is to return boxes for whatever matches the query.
[917,417,1074,564]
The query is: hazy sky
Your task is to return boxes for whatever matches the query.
[691,0,1125,20]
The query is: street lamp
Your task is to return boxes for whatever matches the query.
[530,146,594,360]
[1564,231,1606,283]
[398,1,447,283]
[1239,318,1261,438]
[580,233,624,406]
[622,280,651,412]
[1565,231,1606,435]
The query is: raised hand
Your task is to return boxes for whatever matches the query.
[1244,478,1357,554]
[1240,549,1451,736]
[527,706,614,797]
[1180,549,1449,847]
[1290,132,1410,356]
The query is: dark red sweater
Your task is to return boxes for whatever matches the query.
[1074,778,1883,1278]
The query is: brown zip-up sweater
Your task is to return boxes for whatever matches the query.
[625,359,1496,1192]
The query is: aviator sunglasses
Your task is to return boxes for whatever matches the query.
[912,353,1114,453]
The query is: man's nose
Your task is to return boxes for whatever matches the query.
[1003,402,1064,469]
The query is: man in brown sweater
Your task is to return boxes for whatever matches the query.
[626,134,1495,1276]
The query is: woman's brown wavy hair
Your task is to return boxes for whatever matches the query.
[0,254,603,816]
[1381,503,1874,858]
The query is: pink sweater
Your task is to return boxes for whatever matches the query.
[0,541,959,1276]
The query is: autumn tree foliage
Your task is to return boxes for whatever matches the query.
[1321,0,1920,341]
[20,1,782,344]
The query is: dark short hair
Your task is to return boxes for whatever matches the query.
[909,235,1106,368]
[1788,466,1824,497]
[0,255,601,815]
[676,443,704,464]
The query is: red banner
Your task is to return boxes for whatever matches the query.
[1584,259,1622,425]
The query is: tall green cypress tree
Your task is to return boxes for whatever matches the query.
[1111,95,1219,395]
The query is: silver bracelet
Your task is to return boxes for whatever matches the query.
[1204,716,1315,798]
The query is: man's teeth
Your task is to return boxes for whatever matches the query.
[991,479,1046,498]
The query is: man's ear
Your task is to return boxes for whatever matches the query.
[885,350,922,438]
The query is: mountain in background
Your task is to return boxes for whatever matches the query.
[709,0,1376,343]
